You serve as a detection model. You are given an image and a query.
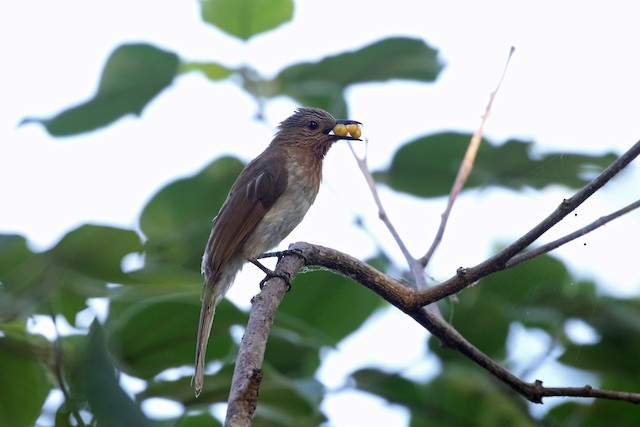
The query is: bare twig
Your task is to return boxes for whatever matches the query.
[506,198,640,268]
[347,141,439,319]
[225,253,306,427]
[420,46,515,268]
[413,138,640,307]
[347,140,416,267]
[535,383,640,403]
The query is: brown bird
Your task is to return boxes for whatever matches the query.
[194,107,361,396]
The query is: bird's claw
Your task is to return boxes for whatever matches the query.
[258,270,292,292]
[256,248,307,264]
[249,258,293,292]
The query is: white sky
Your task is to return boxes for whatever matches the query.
[2,1,640,425]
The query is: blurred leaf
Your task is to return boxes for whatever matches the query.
[0,324,52,427]
[180,61,234,81]
[0,232,110,323]
[353,365,534,427]
[139,156,244,272]
[433,254,576,361]
[262,326,323,379]
[375,133,619,198]
[108,289,246,379]
[0,234,40,292]
[52,273,111,325]
[0,235,41,320]
[253,364,326,427]
[84,322,157,427]
[546,399,640,427]
[277,269,384,346]
[143,363,234,407]
[0,234,33,275]
[271,37,441,117]
[177,411,222,427]
[200,0,293,40]
[23,43,179,136]
[558,297,640,379]
[50,225,142,283]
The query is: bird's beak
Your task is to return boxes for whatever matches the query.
[327,119,363,140]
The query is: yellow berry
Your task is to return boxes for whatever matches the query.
[347,124,362,139]
[333,123,348,137]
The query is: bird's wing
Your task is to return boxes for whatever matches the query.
[203,151,288,284]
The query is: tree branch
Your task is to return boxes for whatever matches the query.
[224,253,306,427]
[347,134,441,318]
[228,139,640,415]
[288,242,640,405]
[414,137,640,307]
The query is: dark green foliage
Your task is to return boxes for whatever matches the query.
[22,44,179,136]
[375,132,619,197]
[273,37,442,117]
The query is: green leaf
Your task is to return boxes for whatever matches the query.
[546,399,640,427]
[0,328,51,427]
[177,411,222,427]
[50,225,142,283]
[433,254,576,360]
[277,269,384,346]
[23,43,179,136]
[142,363,235,406]
[108,291,246,379]
[139,156,244,272]
[353,365,534,427]
[200,0,293,40]
[0,234,33,276]
[0,233,109,322]
[253,364,326,427]
[83,322,157,427]
[558,298,640,379]
[0,234,39,319]
[180,61,234,81]
[375,133,619,198]
[272,37,441,117]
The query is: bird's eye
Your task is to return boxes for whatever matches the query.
[307,121,319,130]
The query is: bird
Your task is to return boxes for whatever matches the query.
[194,107,362,396]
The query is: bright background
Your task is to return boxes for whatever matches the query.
[2,1,640,425]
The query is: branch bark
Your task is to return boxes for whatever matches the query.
[224,253,306,427]
[227,138,640,420]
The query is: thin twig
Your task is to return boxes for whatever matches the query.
[506,198,640,268]
[348,140,440,316]
[347,140,416,266]
[420,46,515,268]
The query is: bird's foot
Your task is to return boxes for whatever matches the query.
[249,258,293,291]
[256,248,307,264]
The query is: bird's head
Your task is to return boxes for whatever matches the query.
[275,107,362,158]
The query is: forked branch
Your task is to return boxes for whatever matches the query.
[228,138,640,423]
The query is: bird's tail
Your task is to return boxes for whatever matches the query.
[194,262,241,397]
[194,293,218,397]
